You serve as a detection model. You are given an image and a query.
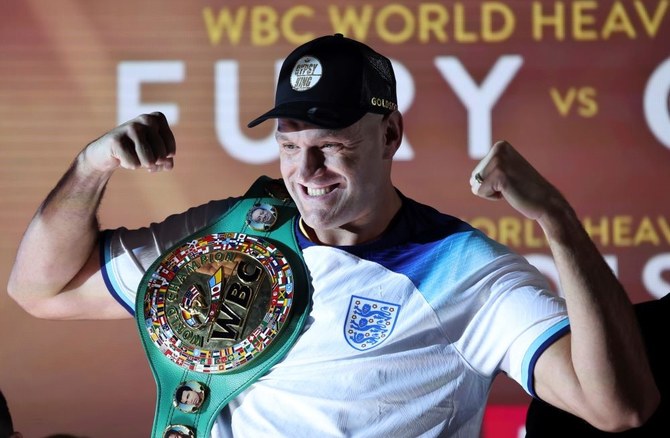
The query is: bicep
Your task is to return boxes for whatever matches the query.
[53,197,237,320]
[34,241,133,320]
[533,333,585,416]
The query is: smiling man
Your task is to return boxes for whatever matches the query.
[7,34,659,438]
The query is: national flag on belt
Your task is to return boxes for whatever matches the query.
[209,267,223,298]
[183,285,201,308]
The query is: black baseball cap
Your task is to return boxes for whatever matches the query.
[247,33,398,129]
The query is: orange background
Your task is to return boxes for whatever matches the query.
[1,1,669,436]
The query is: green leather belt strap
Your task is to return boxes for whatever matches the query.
[135,176,311,438]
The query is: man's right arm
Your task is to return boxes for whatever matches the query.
[7,112,176,320]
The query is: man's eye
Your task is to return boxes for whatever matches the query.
[282,143,297,150]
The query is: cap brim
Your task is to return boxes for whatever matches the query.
[247,102,367,129]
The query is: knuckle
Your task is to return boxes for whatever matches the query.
[125,121,145,135]
[135,113,160,130]
[151,111,166,121]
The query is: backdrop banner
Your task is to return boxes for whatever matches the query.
[0,1,668,437]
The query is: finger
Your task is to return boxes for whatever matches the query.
[151,111,176,158]
[126,122,157,170]
[472,142,500,174]
[470,171,484,187]
[469,172,483,194]
[470,171,502,200]
[469,142,499,189]
[146,122,169,169]
[469,140,515,197]
[141,112,175,172]
[469,154,492,195]
[115,134,142,169]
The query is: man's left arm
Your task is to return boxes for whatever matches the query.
[471,141,660,432]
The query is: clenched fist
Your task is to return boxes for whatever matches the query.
[82,112,176,173]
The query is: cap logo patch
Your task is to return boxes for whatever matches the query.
[290,56,322,91]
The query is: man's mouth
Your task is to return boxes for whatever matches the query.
[306,186,334,197]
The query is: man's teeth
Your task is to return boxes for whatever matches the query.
[307,187,331,196]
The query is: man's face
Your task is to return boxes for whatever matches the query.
[252,208,272,224]
[180,388,201,406]
[276,113,394,241]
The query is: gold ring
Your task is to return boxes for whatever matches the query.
[474,172,484,184]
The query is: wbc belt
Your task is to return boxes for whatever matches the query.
[135,176,311,438]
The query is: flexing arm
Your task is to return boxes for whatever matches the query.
[471,141,660,431]
[7,112,175,320]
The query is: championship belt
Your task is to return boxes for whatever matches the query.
[135,176,311,438]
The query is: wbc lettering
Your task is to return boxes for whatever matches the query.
[211,259,265,341]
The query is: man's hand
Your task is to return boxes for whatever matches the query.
[83,111,176,174]
[469,140,566,223]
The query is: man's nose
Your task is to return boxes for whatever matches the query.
[297,146,325,178]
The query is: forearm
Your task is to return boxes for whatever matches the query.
[8,151,113,311]
[539,204,659,429]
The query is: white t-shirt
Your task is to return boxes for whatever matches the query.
[101,194,568,437]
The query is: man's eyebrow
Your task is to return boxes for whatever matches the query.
[275,130,339,141]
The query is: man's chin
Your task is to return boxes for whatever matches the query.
[298,214,338,236]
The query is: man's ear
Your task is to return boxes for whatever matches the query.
[382,111,403,159]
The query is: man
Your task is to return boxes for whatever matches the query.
[7,34,659,437]
[175,382,207,412]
